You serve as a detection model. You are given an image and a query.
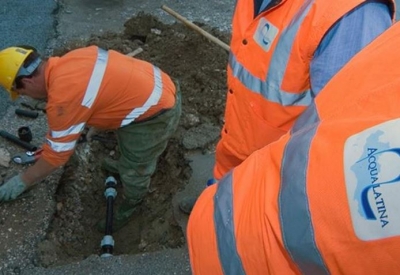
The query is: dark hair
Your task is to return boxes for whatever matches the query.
[14,46,41,90]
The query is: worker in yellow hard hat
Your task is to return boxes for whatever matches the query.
[0,46,43,100]
[0,45,181,232]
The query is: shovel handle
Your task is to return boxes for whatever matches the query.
[161,5,230,52]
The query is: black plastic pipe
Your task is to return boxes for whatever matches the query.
[0,130,38,151]
[100,176,117,257]
[15,108,39,119]
[105,195,114,236]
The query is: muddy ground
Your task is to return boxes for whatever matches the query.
[30,12,229,267]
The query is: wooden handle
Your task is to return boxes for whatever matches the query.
[161,5,230,52]
[126,47,143,57]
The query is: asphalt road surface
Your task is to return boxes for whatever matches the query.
[0,0,57,116]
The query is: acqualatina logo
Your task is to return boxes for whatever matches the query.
[344,119,400,241]
[353,147,396,224]
[253,18,279,52]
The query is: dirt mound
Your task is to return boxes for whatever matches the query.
[38,12,229,267]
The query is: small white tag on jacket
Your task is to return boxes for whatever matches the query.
[253,18,279,52]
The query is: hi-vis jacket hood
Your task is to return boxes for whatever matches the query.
[213,0,395,179]
[188,21,400,275]
[42,46,176,167]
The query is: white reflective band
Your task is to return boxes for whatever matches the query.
[280,103,328,274]
[120,66,163,127]
[229,0,314,107]
[47,139,77,152]
[214,171,246,274]
[82,48,108,108]
[51,122,86,138]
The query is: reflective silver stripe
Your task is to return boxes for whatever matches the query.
[46,139,77,152]
[292,102,320,132]
[120,66,163,127]
[82,48,108,108]
[279,103,328,274]
[50,122,86,138]
[214,171,246,275]
[229,0,314,106]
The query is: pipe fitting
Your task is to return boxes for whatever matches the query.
[104,187,117,199]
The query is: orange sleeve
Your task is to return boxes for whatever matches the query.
[41,61,94,167]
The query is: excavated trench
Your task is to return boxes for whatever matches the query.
[37,135,190,267]
[35,12,229,267]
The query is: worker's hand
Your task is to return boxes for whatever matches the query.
[86,127,101,142]
[0,174,27,201]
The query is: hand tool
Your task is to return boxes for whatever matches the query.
[12,149,43,164]
[0,130,38,151]
[100,176,118,258]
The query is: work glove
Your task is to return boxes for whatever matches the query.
[0,174,27,201]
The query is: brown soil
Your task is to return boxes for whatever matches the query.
[37,12,229,267]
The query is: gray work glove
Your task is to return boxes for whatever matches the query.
[0,174,27,201]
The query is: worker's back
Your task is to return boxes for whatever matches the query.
[42,46,177,167]
[187,21,400,274]
[45,46,176,129]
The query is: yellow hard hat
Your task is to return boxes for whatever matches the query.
[0,47,34,100]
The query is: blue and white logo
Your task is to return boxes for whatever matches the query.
[254,18,279,52]
[344,119,400,240]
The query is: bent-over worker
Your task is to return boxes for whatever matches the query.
[0,45,181,231]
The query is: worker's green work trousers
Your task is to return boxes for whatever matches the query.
[115,86,181,204]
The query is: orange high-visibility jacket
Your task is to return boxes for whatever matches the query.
[214,0,395,179]
[42,46,176,167]
[188,21,400,275]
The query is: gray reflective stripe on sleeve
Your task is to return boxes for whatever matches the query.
[229,0,314,107]
[279,103,328,274]
[214,171,246,275]
[120,66,163,127]
[292,102,320,132]
[50,122,86,138]
[46,139,77,152]
[82,48,108,108]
